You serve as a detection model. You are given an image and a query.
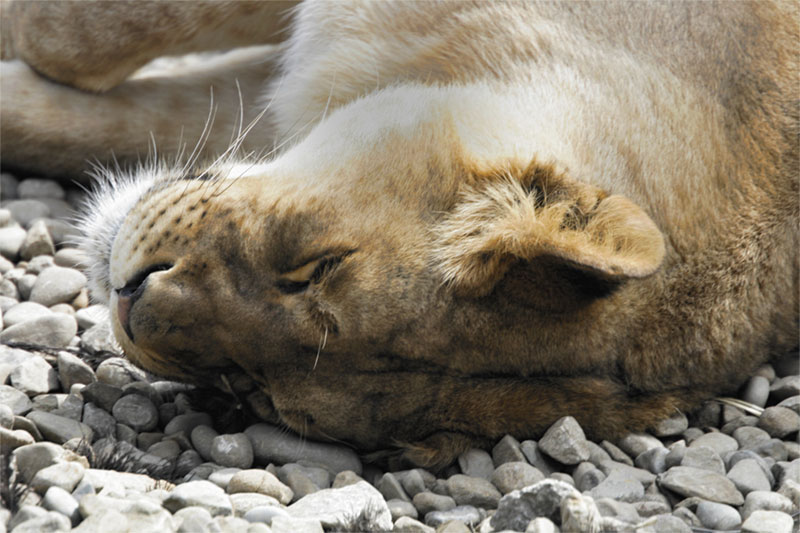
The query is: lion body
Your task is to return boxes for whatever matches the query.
[2,0,797,467]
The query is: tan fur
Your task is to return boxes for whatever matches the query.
[2,0,797,469]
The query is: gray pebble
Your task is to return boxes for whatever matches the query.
[271,515,324,533]
[0,403,13,428]
[81,403,116,441]
[95,357,145,387]
[12,415,43,440]
[733,425,772,450]
[377,472,411,502]
[175,449,204,478]
[81,381,123,412]
[0,313,77,347]
[53,393,83,421]
[424,505,482,527]
[54,247,90,270]
[597,460,656,486]
[657,466,744,505]
[387,498,418,521]
[19,219,55,260]
[28,265,86,306]
[0,427,35,453]
[111,394,159,432]
[777,395,800,414]
[399,469,428,497]
[121,381,161,407]
[164,411,213,435]
[0,345,34,383]
[635,446,669,474]
[148,439,182,460]
[594,497,640,524]
[742,376,771,407]
[30,460,86,493]
[490,461,545,494]
[245,423,363,475]
[770,375,800,402]
[228,470,293,505]
[446,474,501,508]
[210,433,254,469]
[727,458,772,494]
[491,479,577,530]
[589,468,645,503]
[600,440,634,466]
[573,461,606,492]
[3,301,51,327]
[10,356,59,396]
[243,505,289,525]
[0,277,20,299]
[57,351,96,390]
[394,516,435,533]
[75,304,109,330]
[525,517,558,533]
[16,273,37,300]
[757,406,800,438]
[163,480,233,517]
[681,445,726,474]
[7,511,71,533]
[741,510,794,533]
[752,438,788,462]
[538,416,591,465]
[651,412,689,437]
[458,448,495,480]
[617,432,663,458]
[688,431,739,455]
[42,486,81,525]
[548,472,575,486]
[26,410,93,444]
[492,434,526,465]
[191,425,219,461]
[742,490,795,520]
[18,179,65,200]
[207,467,241,490]
[0,225,28,258]
[25,254,55,274]
[174,506,214,532]
[412,491,457,515]
[286,480,392,532]
[695,500,741,530]
[634,500,671,517]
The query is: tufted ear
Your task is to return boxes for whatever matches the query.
[434,164,665,297]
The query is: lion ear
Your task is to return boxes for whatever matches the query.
[434,165,666,297]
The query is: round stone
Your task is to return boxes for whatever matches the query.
[458,448,495,480]
[227,470,293,505]
[54,248,90,270]
[445,474,501,508]
[28,266,87,306]
[538,416,591,465]
[19,219,54,260]
[696,501,742,530]
[740,510,794,533]
[491,462,545,494]
[756,406,800,438]
[2,301,52,327]
[163,480,233,517]
[9,356,59,396]
[26,411,93,444]
[209,433,254,469]
[57,351,96,390]
[42,486,81,525]
[111,394,159,432]
[412,491,457,515]
[30,461,86,494]
[95,357,145,388]
[0,225,28,258]
[741,376,771,408]
[0,313,77,348]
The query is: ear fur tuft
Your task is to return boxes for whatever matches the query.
[433,163,665,296]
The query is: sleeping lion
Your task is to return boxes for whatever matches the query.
[1,0,797,468]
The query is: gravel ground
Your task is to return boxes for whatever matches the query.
[0,172,798,533]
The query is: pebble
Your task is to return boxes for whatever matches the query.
[634,446,669,474]
[657,466,744,505]
[600,440,634,466]
[413,491,457,515]
[0,225,28,258]
[111,394,159,432]
[0,383,32,415]
[164,411,213,435]
[537,416,591,465]
[688,431,739,455]
[210,433,254,469]
[10,355,59,396]
[229,492,281,517]
[245,423,363,474]
[695,500,741,530]
[191,424,219,461]
[458,448,495,480]
[57,351,96,390]
[520,440,557,475]
[26,410,93,443]
[0,403,13,428]
[589,469,645,503]
[0,426,35,453]
[148,439,182,460]
[651,412,689,437]
[394,516,435,533]
[54,247,90,270]
[377,472,410,502]
[42,486,81,525]
[227,469,294,505]
[446,474,502,508]
[491,479,577,530]
[17,178,66,199]
[727,458,772,494]
[286,481,392,531]
[163,480,233,517]
[425,505,482,527]
[617,432,663,458]
[75,304,109,330]
[573,462,606,492]
[243,504,289,524]
[271,515,324,533]
[19,219,55,260]
[741,510,794,533]
[757,406,800,438]
[80,321,120,353]
[770,375,800,402]
[0,313,77,347]
[490,461,545,494]
[30,460,86,493]
[207,467,241,489]
[733,425,772,450]
[8,511,71,533]
[681,445,726,474]
[387,498,418,520]
[81,381,123,412]
[28,265,86,306]
[492,434,527,465]
[3,301,52,327]
[399,469,429,497]
[742,375,771,407]
[742,490,795,519]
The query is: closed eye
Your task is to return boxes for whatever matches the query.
[276,251,354,295]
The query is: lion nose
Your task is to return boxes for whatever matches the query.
[116,282,144,341]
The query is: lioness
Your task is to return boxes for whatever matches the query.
[1,1,797,469]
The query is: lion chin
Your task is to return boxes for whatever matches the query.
[2,0,794,469]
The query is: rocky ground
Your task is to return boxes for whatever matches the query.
[0,172,798,533]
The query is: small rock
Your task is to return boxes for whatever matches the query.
[10,356,59,396]
[589,469,645,503]
[148,439,181,460]
[3,301,51,327]
[770,376,800,402]
[458,448,495,480]
[54,247,90,270]
[174,506,213,531]
[95,357,145,388]
[538,416,591,465]
[0,225,27,259]
[42,486,81,525]
[75,304,109,330]
[111,394,159,432]
[733,426,772,450]
[492,434,526,465]
[695,501,741,530]
[7,511,71,533]
[227,469,294,505]
[491,479,577,530]
[0,383,33,414]
[681,445,726,474]
[271,515,324,533]
[0,313,77,348]
[757,406,800,438]
[599,440,634,466]
[245,423,363,474]
[163,480,233,516]
[446,474,502,508]
[413,491,457,515]
[81,381,123,412]
[740,510,794,533]
[387,498,418,520]
[491,461,545,494]
[80,321,120,353]
[0,426,35,453]
[30,460,86,493]
[742,376,771,407]
[208,467,241,490]
[287,480,392,531]
[57,351,96,390]
[82,467,166,493]
[26,410,93,444]
[573,462,606,492]
[657,466,744,505]
[727,458,772,494]
[0,403,13,428]
[377,472,410,502]
[79,403,116,440]
[597,461,656,486]
[560,492,604,532]
[19,219,55,260]
[18,178,66,199]
[742,490,795,520]
[242,504,289,524]
[164,412,213,435]
[688,432,739,455]
[210,433,254,469]
[520,440,558,475]
[398,469,428,497]
[425,506,483,527]
[651,412,689,437]
[28,265,87,306]
[617,432,663,458]
[191,425,219,461]
[634,446,669,474]
[394,516,435,533]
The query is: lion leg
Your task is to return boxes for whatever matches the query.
[2,0,298,91]
[1,46,280,181]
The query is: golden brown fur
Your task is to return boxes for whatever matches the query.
[2,0,797,468]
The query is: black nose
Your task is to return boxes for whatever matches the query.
[115,264,172,341]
